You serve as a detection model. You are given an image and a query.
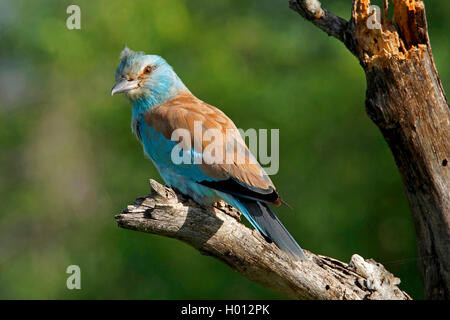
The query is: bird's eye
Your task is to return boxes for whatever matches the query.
[143,65,153,74]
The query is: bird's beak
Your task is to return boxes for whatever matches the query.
[111,78,140,96]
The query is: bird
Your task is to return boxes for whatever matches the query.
[111,47,305,259]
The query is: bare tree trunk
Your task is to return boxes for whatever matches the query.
[116,180,410,300]
[289,0,449,299]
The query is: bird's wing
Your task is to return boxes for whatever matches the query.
[144,92,280,204]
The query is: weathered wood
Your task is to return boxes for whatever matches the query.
[288,0,350,43]
[290,0,450,299]
[116,179,410,300]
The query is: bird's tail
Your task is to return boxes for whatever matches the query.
[221,194,305,259]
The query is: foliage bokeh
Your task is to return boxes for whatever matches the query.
[0,0,448,299]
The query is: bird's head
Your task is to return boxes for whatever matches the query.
[111,47,187,105]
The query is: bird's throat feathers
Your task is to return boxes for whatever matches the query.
[129,67,188,116]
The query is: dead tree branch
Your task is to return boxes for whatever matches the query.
[290,0,450,299]
[115,180,410,300]
[288,0,349,43]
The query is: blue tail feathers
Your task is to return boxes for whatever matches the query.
[220,193,306,259]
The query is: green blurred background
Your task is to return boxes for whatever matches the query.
[0,0,448,299]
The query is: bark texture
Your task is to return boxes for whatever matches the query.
[290,0,449,299]
[116,180,410,300]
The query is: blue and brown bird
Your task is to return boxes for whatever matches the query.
[111,47,305,259]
